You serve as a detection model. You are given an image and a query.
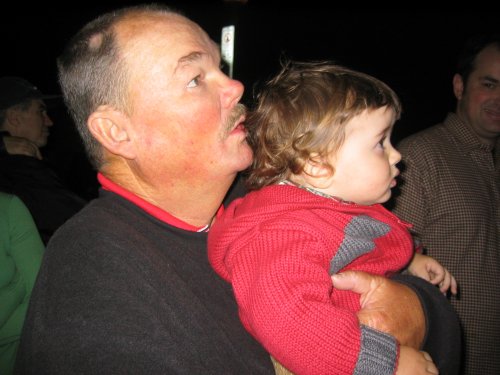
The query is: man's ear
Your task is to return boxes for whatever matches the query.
[4,108,23,133]
[452,73,464,101]
[88,106,136,159]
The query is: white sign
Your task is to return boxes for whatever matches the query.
[221,25,235,78]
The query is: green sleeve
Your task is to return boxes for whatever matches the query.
[4,194,44,289]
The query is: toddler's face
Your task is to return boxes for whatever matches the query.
[323,106,401,205]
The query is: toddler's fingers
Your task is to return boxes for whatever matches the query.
[421,351,439,374]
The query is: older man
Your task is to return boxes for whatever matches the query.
[16,5,454,374]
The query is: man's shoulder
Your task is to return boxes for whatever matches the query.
[48,194,127,242]
[0,154,62,185]
[397,122,452,158]
[399,123,447,145]
[0,153,44,166]
[48,191,180,248]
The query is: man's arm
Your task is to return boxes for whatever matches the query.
[332,271,425,348]
[333,271,462,375]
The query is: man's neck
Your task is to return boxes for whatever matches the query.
[102,167,234,228]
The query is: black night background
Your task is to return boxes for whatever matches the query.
[2,1,497,196]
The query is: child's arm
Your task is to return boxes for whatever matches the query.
[407,253,458,295]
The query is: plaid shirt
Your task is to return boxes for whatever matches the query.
[392,112,500,375]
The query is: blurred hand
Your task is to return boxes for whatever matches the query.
[408,253,458,295]
[3,135,42,159]
[397,346,439,375]
[332,270,425,349]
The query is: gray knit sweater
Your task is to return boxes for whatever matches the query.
[15,190,273,374]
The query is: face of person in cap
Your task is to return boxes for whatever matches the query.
[0,77,55,147]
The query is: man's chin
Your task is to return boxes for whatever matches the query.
[237,147,253,171]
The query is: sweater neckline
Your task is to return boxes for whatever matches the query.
[279,180,353,205]
[98,173,220,232]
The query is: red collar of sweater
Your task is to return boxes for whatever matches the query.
[98,173,223,232]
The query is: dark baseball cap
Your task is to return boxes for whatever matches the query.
[0,76,60,110]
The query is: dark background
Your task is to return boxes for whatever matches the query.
[2,1,497,197]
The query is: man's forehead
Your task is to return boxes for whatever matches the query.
[474,45,500,69]
[22,98,44,108]
[118,13,218,62]
[119,12,206,42]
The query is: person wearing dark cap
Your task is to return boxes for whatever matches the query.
[0,77,57,150]
[0,76,87,244]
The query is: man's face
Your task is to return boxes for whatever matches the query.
[119,14,253,188]
[454,44,500,145]
[9,99,53,147]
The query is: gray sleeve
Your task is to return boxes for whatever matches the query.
[353,325,398,375]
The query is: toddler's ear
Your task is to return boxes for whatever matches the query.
[303,153,334,188]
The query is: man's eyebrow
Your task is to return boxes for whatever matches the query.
[174,51,205,74]
[480,75,499,84]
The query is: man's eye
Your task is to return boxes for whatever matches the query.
[187,76,200,88]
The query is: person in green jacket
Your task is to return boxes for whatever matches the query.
[0,192,44,374]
